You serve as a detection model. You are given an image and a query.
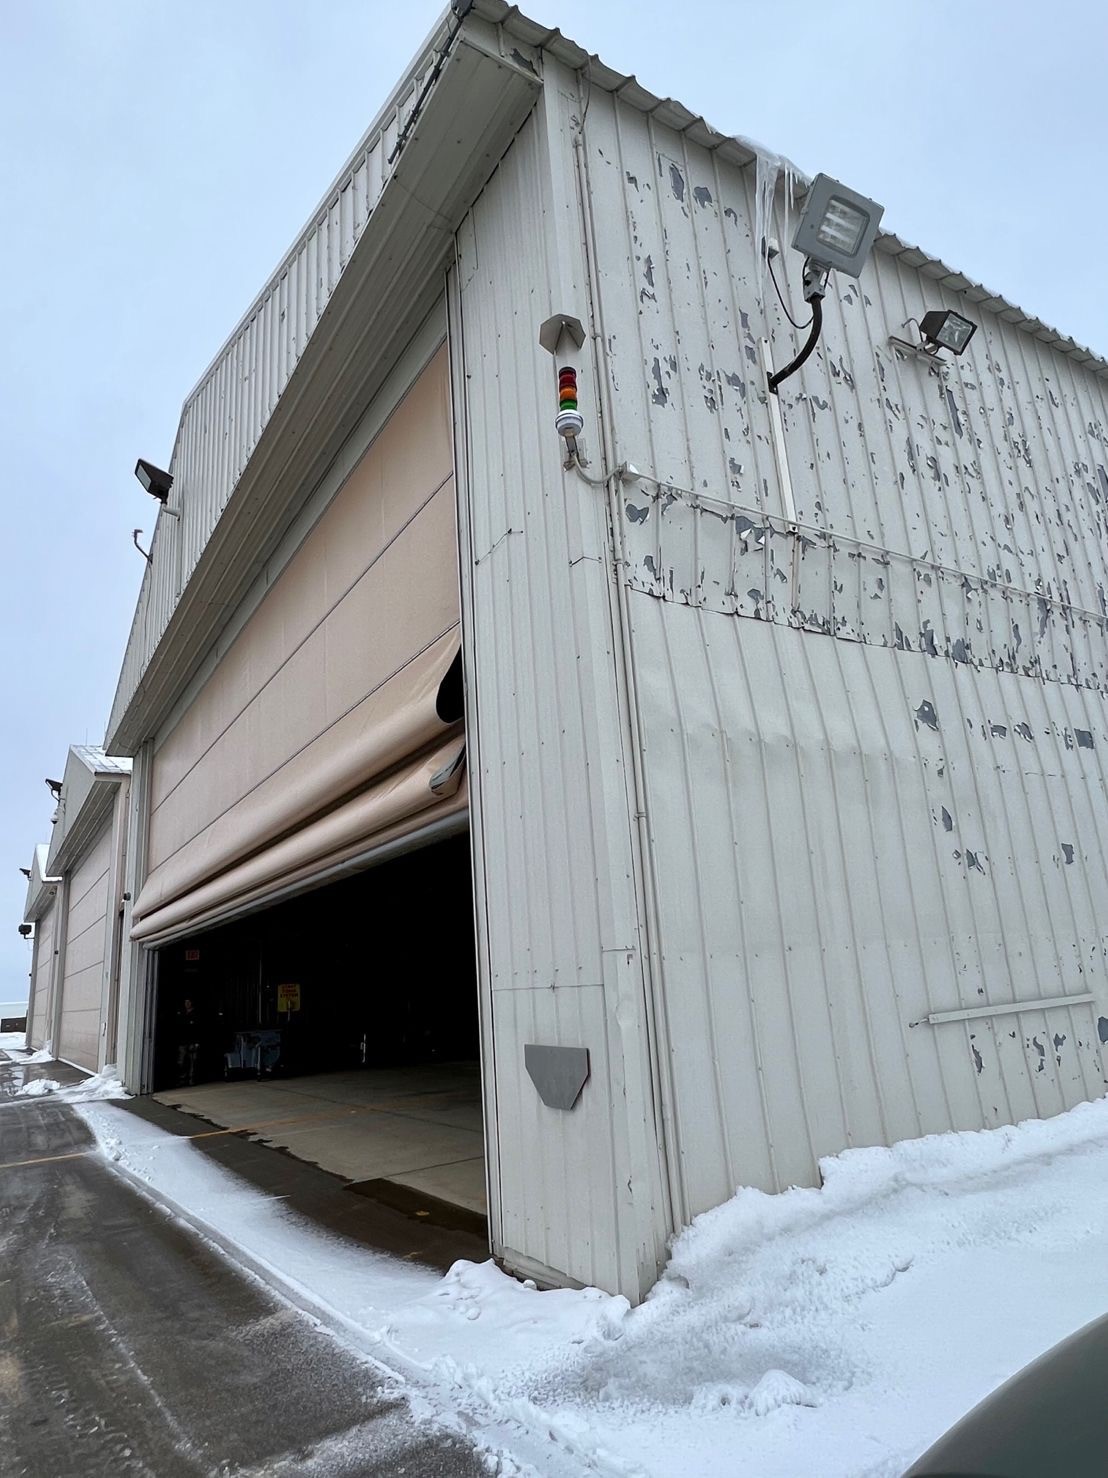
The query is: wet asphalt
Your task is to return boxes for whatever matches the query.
[0,1056,489,1478]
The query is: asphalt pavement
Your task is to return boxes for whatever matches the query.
[0,1055,489,1478]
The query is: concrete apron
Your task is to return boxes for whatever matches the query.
[153,1063,487,1221]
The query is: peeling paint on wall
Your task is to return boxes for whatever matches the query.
[619,485,1108,693]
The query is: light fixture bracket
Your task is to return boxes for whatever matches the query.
[802,259,831,302]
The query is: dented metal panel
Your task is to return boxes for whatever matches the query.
[584,87,1108,1222]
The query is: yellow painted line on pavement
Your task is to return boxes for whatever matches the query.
[0,1148,95,1172]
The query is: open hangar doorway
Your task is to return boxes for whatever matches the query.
[149,829,487,1225]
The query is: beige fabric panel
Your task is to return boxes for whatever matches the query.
[137,345,460,929]
[148,346,453,815]
[137,630,458,922]
[133,750,468,943]
[58,821,113,1071]
[30,903,55,1050]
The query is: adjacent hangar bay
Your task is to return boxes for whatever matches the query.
[20,0,1108,1301]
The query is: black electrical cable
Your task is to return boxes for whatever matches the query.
[768,294,824,395]
[766,251,813,332]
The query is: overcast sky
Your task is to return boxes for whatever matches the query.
[2,0,1105,1003]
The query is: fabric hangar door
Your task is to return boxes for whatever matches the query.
[135,343,487,1238]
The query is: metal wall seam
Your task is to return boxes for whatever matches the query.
[453,85,667,1299]
[447,254,504,1260]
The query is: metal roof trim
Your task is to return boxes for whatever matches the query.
[24,843,59,924]
[70,744,132,778]
[175,13,454,421]
[46,745,130,877]
[476,0,1108,378]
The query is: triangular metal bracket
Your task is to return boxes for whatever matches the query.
[538,313,586,358]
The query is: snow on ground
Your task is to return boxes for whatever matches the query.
[3,1040,54,1063]
[76,1097,1108,1478]
[15,1077,59,1097]
[9,1070,128,1104]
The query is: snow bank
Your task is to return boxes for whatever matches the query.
[15,1077,60,1097]
[3,1042,54,1063]
[11,1071,128,1105]
[76,1097,1108,1477]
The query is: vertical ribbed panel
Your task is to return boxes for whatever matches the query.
[454,91,667,1299]
[29,903,55,1051]
[587,91,1108,1220]
[57,820,113,1073]
[108,32,442,743]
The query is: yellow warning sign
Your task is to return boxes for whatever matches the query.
[276,982,301,1013]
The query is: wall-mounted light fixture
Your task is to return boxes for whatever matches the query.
[135,458,180,518]
[18,923,32,939]
[791,174,884,281]
[919,308,977,356]
[135,458,172,501]
[889,307,978,363]
[44,778,62,799]
[768,174,884,395]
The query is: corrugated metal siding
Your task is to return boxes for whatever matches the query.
[58,820,114,1072]
[584,90,1108,1219]
[107,29,445,744]
[475,0,1108,378]
[29,903,55,1051]
[453,91,668,1300]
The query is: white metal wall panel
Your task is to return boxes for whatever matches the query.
[627,598,1108,1214]
[107,29,444,744]
[57,821,114,1072]
[584,89,1108,634]
[29,904,55,1051]
[584,90,1108,1220]
[453,90,669,1300]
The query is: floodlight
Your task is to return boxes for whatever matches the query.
[768,173,884,395]
[920,308,977,356]
[18,923,32,938]
[791,174,884,280]
[45,778,62,798]
[135,458,173,502]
